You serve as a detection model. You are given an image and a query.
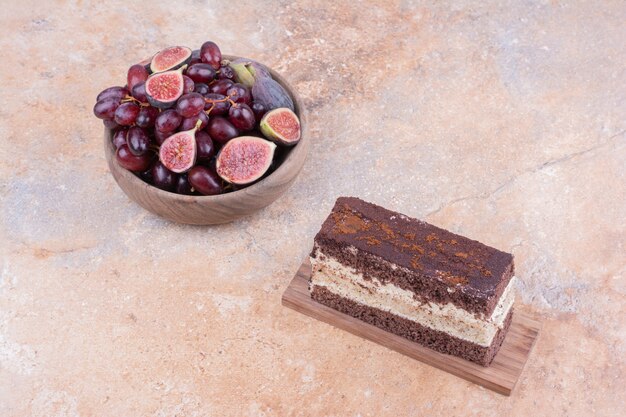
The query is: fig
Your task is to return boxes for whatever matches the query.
[145,67,185,109]
[150,46,192,73]
[158,123,200,173]
[227,58,271,87]
[188,166,222,195]
[251,76,294,112]
[260,108,301,146]
[216,136,276,185]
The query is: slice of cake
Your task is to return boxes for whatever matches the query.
[309,197,515,366]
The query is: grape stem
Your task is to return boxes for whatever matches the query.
[121,95,150,107]
[203,94,236,116]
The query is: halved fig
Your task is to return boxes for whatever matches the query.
[158,123,200,173]
[216,136,276,185]
[150,46,192,73]
[145,67,185,109]
[259,108,301,146]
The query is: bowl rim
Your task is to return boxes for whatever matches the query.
[104,54,308,203]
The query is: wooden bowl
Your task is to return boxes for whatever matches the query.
[104,55,308,225]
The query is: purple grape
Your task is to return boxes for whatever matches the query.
[250,101,267,122]
[180,111,209,131]
[186,63,216,84]
[93,99,120,120]
[127,64,149,91]
[182,75,195,93]
[200,41,222,70]
[112,128,128,149]
[195,130,215,161]
[189,49,202,66]
[218,65,234,80]
[151,162,178,191]
[126,126,151,156]
[228,103,255,131]
[188,166,222,195]
[209,79,233,95]
[97,86,128,102]
[135,106,159,128]
[155,109,182,133]
[207,116,238,145]
[176,92,205,118]
[114,102,140,126]
[176,174,195,195]
[194,83,210,95]
[116,144,153,172]
[131,82,148,103]
[204,93,230,115]
[103,119,121,130]
[226,83,251,104]
[154,129,170,145]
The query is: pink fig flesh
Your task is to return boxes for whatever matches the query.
[158,128,198,173]
[216,136,276,184]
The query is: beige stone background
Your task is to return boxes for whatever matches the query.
[0,0,624,416]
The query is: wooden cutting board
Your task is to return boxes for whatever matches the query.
[282,258,541,396]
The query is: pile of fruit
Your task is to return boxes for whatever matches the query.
[93,41,301,195]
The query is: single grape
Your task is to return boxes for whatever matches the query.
[194,83,210,95]
[127,126,151,156]
[97,86,129,102]
[135,106,159,128]
[218,65,234,80]
[151,161,178,191]
[180,111,209,131]
[226,83,251,104]
[188,166,222,195]
[154,128,171,145]
[207,116,239,145]
[114,102,140,126]
[183,75,195,93]
[250,101,267,122]
[139,163,154,184]
[186,63,216,84]
[204,93,230,115]
[200,41,222,70]
[112,128,128,149]
[209,79,233,95]
[116,144,153,172]
[155,109,182,133]
[175,173,195,195]
[195,130,215,161]
[189,49,202,66]
[131,82,148,103]
[93,98,120,120]
[228,103,255,131]
[127,64,149,91]
[103,119,121,130]
[176,92,205,118]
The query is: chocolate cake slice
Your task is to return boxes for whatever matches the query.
[309,197,516,366]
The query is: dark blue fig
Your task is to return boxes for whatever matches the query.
[251,76,294,112]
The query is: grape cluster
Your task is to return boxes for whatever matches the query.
[93,41,270,196]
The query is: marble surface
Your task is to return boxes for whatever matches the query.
[1,1,624,416]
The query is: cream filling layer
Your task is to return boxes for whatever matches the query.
[310,250,515,347]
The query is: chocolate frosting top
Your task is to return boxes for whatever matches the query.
[317,197,514,296]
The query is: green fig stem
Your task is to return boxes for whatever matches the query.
[194,119,203,131]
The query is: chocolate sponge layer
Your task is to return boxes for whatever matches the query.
[311,285,513,366]
[311,197,515,317]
